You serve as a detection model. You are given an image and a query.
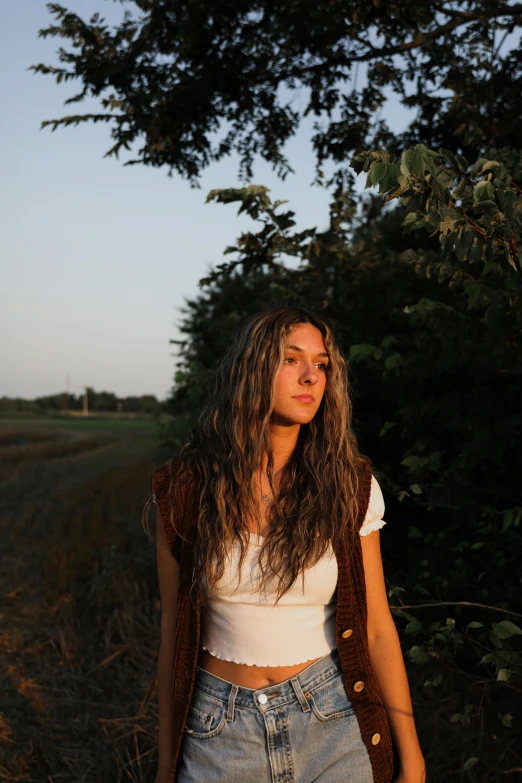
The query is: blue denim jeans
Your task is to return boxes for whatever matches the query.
[176,648,374,782]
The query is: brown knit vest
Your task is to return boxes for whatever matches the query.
[151,459,399,783]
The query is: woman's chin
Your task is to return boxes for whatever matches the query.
[270,410,317,427]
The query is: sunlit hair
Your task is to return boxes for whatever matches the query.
[151,304,370,604]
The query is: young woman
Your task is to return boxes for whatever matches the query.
[147,305,426,783]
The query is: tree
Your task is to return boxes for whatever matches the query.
[32,1,522,184]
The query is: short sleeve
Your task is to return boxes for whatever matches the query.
[359,473,386,536]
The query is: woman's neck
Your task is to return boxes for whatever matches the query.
[263,421,300,473]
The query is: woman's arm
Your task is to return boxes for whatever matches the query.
[360,529,426,783]
[155,509,180,783]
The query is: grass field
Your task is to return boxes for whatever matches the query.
[0,418,168,782]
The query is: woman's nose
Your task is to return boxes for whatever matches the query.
[301,364,318,384]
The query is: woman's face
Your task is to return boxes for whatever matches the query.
[271,323,329,426]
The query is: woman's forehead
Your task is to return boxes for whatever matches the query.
[285,324,328,354]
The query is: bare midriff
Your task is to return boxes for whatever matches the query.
[198,647,322,689]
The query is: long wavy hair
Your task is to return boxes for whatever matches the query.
[152,304,370,605]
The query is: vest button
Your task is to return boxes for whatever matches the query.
[341,629,353,639]
[258,693,267,704]
[353,680,365,692]
[371,732,381,745]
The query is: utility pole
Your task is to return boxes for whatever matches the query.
[65,374,70,412]
[83,386,89,417]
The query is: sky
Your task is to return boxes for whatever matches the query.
[2,1,409,401]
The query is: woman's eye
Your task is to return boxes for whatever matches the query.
[284,357,327,371]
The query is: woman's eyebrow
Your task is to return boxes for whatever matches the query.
[286,344,329,358]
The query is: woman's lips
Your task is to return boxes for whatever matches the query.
[292,394,314,402]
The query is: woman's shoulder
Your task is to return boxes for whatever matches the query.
[151,457,193,490]
[150,458,197,511]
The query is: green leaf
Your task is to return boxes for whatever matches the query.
[370,161,387,185]
[410,483,423,495]
[455,154,469,173]
[402,212,419,227]
[382,161,400,190]
[401,455,430,470]
[400,149,412,177]
[463,757,479,771]
[385,352,404,371]
[405,617,423,634]
[499,712,513,728]
[380,421,395,436]
[467,622,484,630]
[497,668,510,681]
[349,344,383,362]
[490,631,504,649]
[439,216,456,235]
[478,160,501,175]
[410,146,425,177]
[473,180,490,203]
[503,509,514,531]
[424,672,443,688]
[440,148,457,166]
[493,621,522,640]
[408,645,430,664]
[472,199,499,216]
[455,226,474,262]
[468,236,485,265]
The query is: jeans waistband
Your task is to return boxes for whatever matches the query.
[193,647,342,715]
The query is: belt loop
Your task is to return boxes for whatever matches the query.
[290,676,311,713]
[227,684,239,722]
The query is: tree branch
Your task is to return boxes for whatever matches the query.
[305,4,522,70]
[390,601,522,619]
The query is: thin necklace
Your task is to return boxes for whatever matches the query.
[259,468,273,504]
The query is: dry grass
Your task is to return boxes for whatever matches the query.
[0,422,163,782]
[0,429,115,465]
[0,428,55,447]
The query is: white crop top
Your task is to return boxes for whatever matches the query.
[200,474,386,666]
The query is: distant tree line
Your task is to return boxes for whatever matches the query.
[0,388,169,416]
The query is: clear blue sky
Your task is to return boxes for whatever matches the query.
[2,1,408,401]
